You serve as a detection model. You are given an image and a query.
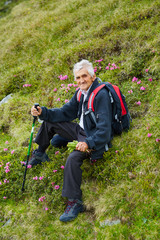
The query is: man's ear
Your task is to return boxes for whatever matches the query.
[92,73,96,81]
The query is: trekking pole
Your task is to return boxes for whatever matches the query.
[21,103,39,192]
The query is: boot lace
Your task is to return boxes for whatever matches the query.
[65,200,77,214]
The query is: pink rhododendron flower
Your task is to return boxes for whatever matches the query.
[4,148,8,151]
[59,75,68,80]
[4,166,9,169]
[0,182,1,185]
[145,69,149,73]
[65,99,69,103]
[61,165,65,169]
[53,170,57,173]
[115,150,119,154]
[55,151,59,155]
[57,98,60,101]
[39,176,44,180]
[54,185,60,190]
[51,182,55,186]
[132,77,138,82]
[94,67,97,72]
[107,63,119,70]
[137,80,141,84]
[4,163,10,173]
[23,84,32,87]
[5,141,9,144]
[156,138,160,142]
[128,90,133,94]
[39,196,45,202]
[3,197,7,199]
[147,133,152,137]
[4,179,9,183]
[95,59,103,63]
[53,88,57,92]
[136,101,141,105]
[33,176,38,180]
[45,208,49,211]
[11,150,15,154]
[21,161,26,165]
[140,86,146,90]
[148,78,152,82]
[27,165,32,168]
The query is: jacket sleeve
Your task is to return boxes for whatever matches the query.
[39,91,79,122]
[84,89,112,150]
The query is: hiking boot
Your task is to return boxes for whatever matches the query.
[27,149,50,166]
[59,199,85,222]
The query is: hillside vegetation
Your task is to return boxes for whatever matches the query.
[0,0,160,239]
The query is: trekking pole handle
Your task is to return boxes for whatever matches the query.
[34,103,39,110]
[34,103,39,120]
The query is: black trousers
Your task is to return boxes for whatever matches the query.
[35,121,88,199]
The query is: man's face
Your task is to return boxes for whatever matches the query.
[75,68,96,91]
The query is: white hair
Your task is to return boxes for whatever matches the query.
[73,59,95,78]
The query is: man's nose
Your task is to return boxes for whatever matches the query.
[79,76,85,81]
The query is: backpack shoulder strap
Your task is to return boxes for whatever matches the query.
[88,82,127,117]
[88,84,105,112]
[76,89,82,102]
[111,84,127,116]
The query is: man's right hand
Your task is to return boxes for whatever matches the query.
[31,106,42,117]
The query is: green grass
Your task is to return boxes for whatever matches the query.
[0,0,160,239]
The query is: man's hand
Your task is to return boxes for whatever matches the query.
[31,106,42,117]
[76,142,88,152]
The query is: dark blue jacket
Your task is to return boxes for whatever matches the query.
[39,78,112,160]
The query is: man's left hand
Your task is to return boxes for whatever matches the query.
[76,142,88,152]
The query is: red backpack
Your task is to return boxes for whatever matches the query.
[77,81,131,135]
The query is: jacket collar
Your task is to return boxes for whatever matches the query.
[84,78,100,102]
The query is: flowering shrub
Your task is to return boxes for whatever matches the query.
[23,84,32,87]
[0,147,65,206]
[58,75,68,80]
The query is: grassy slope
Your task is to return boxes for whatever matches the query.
[0,0,160,239]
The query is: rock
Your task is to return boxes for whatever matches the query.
[100,219,121,226]
[0,94,12,105]
[4,1,12,6]
[128,172,136,179]
[2,218,11,227]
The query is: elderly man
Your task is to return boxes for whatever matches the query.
[30,59,112,222]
